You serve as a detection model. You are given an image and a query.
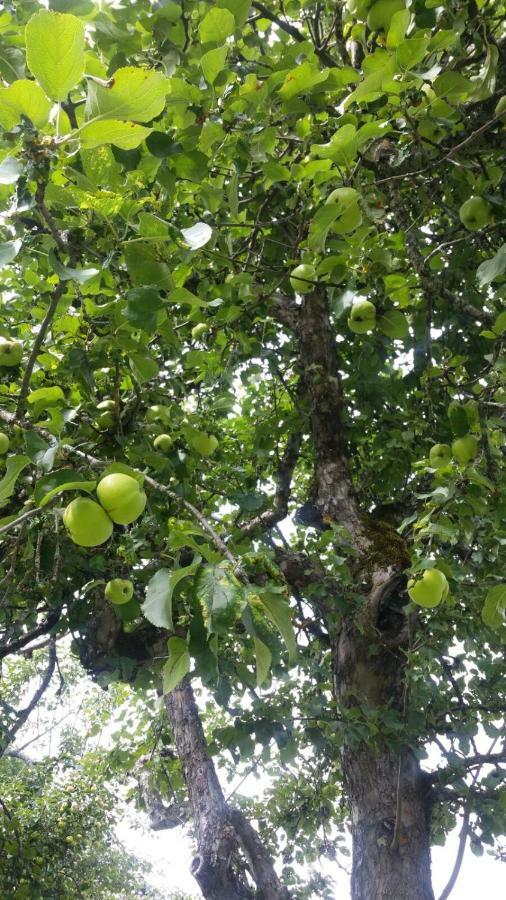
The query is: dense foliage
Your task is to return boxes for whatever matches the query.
[0,0,504,897]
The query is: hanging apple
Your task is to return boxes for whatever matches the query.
[191,323,209,340]
[63,497,113,547]
[0,433,10,454]
[105,578,134,605]
[459,196,492,231]
[348,299,376,334]
[153,434,172,452]
[289,263,316,294]
[0,340,23,367]
[97,473,147,525]
[429,444,452,468]
[452,435,479,464]
[325,187,362,234]
[408,569,449,608]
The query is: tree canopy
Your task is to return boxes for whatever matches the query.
[0,1,504,898]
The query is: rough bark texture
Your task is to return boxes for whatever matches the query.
[293,290,435,900]
[165,677,290,900]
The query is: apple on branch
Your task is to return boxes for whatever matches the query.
[408,568,449,608]
[0,340,23,367]
[97,473,147,525]
[63,497,113,547]
[348,299,376,334]
[105,579,134,605]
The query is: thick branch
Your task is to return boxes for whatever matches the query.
[241,429,302,535]
[138,770,189,831]
[165,677,290,900]
[0,611,60,662]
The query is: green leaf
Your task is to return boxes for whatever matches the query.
[185,429,219,457]
[433,72,472,101]
[482,585,506,630]
[124,244,172,290]
[85,67,169,123]
[123,288,164,331]
[201,46,228,85]
[163,636,190,694]
[34,469,96,507]
[254,636,272,687]
[142,560,201,630]
[279,62,328,100]
[218,0,251,28]
[0,239,22,268]
[27,386,65,407]
[0,157,22,185]
[49,250,99,284]
[386,9,410,48]
[79,119,152,150]
[196,562,246,635]
[253,588,296,661]
[25,9,85,101]
[476,244,506,288]
[199,7,236,44]
[0,79,51,129]
[471,45,498,102]
[129,352,159,384]
[0,456,30,508]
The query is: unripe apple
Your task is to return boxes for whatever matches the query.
[459,196,491,231]
[95,411,114,430]
[0,340,22,367]
[63,497,113,547]
[153,434,172,452]
[191,323,209,340]
[348,299,376,334]
[97,399,115,411]
[367,0,405,31]
[188,432,219,456]
[452,435,479,464]
[408,568,449,608]
[290,263,316,294]
[146,404,171,424]
[429,444,452,468]
[105,578,134,605]
[97,473,146,525]
[325,187,362,234]
[0,433,10,454]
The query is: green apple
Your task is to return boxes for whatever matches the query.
[105,578,134,605]
[188,432,219,456]
[97,399,115,411]
[452,435,479,464]
[493,386,506,403]
[191,323,209,340]
[346,0,372,18]
[408,568,449,608]
[326,187,362,234]
[447,400,469,437]
[290,263,316,294]
[367,0,405,31]
[154,433,172,452]
[0,340,22,367]
[459,196,491,231]
[63,497,113,547]
[95,411,114,430]
[146,404,171,424]
[0,433,10,454]
[97,473,147,525]
[429,444,452,468]
[348,299,376,334]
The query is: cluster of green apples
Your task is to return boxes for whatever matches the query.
[345,0,406,31]
[429,400,480,468]
[459,195,492,231]
[94,398,116,431]
[408,567,449,609]
[146,404,219,457]
[0,339,23,367]
[63,473,146,547]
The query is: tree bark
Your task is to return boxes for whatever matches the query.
[165,677,290,900]
[292,289,436,900]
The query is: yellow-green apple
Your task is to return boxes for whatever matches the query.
[452,435,479,464]
[326,187,362,234]
[105,578,134,605]
[188,432,219,456]
[97,473,146,525]
[0,433,9,454]
[429,444,452,468]
[290,263,316,294]
[63,497,113,547]
[408,568,449,608]
[191,323,209,340]
[0,340,22,367]
[348,299,376,334]
[459,196,491,231]
[146,404,171,424]
[154,434,172,452]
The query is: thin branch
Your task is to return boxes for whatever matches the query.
[240,428,303,535]
[0,611,60,661]
[0,505,45,537]
[15,281,67,420]
[0,638,57,759]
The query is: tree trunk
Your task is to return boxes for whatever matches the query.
[165,677,290,900]
[336,614,434,900]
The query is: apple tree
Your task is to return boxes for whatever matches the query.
[0,1,504,898]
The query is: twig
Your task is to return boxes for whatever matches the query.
[15,281,67,419]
